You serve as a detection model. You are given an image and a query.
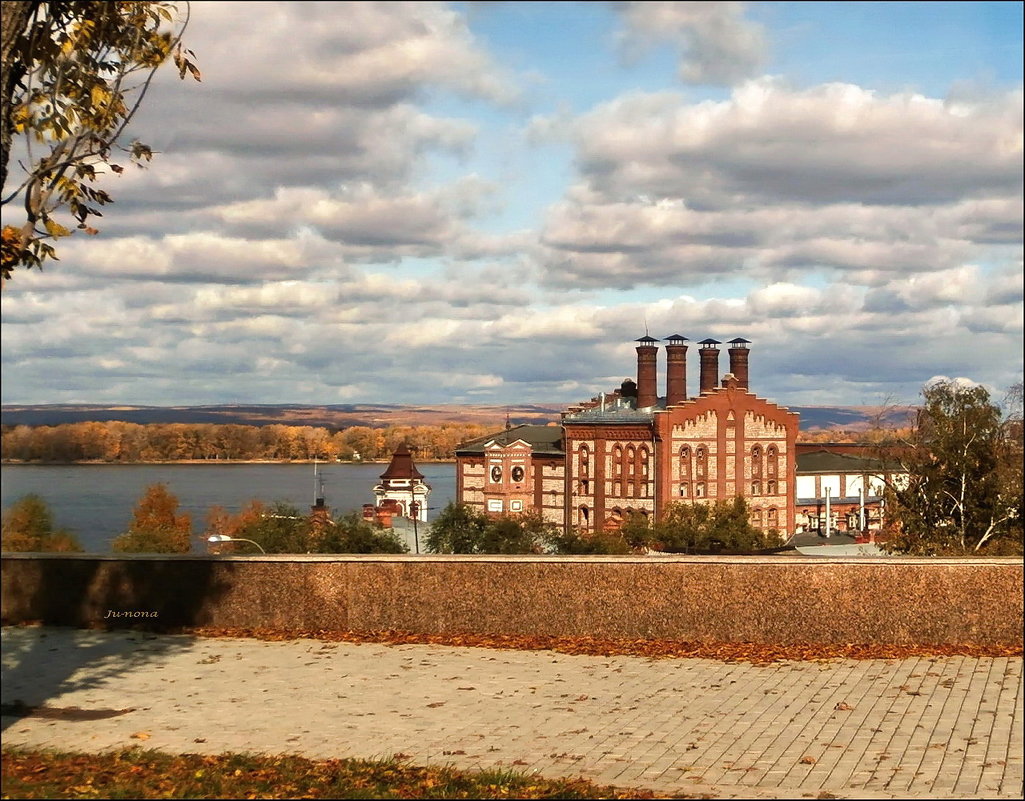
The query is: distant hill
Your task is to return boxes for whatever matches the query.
[1,403,914,431]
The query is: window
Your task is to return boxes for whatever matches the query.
[578,506,590,527]
[510,500,523,512]
[696,446,708,479]
[751,481,761,496]
[580,445,590,478]
[490,465,502,483]
[695,481,706,498]
[679,482,690,497]
[511,465,525,483]
[636,446,649,498]
[767,507,778,527]
[487,499,504,512]
[767,480,777,495]
[751,445,762,480]
[767,446,778,478]
[680,446,692,480]
[626,446,636,496]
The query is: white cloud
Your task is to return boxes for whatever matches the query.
[614,1,767,86]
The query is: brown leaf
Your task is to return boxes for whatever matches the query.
[800,756,816,764]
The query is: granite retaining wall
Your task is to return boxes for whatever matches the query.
[2,554,1021,646]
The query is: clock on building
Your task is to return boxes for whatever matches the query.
[490,465,502,482]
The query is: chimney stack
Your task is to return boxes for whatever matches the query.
[698,339,721,394]
[664,333,689,405]
[728,338,751,390]
[635,336,659,409]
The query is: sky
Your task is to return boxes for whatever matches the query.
[2,1,1022,411]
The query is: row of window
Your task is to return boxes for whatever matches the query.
[575,442,783,499]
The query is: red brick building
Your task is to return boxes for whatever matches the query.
[456,336,800,538]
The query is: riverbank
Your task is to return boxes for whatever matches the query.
[2,459,456,466]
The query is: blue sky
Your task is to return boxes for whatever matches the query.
[2,1,1022,410]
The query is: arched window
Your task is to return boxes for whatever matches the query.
[680,446,692,480]
[579,445,590,478]
[751,445,763,480]
[767,507,778,528]
[696,446,708,479]
[767,445,778,478]
[626,445,636,496]
[751,481,761,496]
[695,481,706,498]
[578,506,590,528]
[767,479,777,495]
[679,482,690,497]
[636,446,649,497]
[752,507,763,528]
[613,445,623,479]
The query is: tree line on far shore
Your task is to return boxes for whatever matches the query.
[1,417,926,465]
[2,380,1021,557]
[0,421,497,463]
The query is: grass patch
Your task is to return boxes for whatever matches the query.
[1,747,687,799]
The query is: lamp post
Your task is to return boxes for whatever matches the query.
[207,535,266,554]
[409,501,420,555]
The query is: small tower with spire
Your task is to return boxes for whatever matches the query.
[373,443,431,522]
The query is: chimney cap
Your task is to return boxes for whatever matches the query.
[664,333,689,343]
[728,337,751,346]
[698,338,721,347]
[635,335,660,345]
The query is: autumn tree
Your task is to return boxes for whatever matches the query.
[425,503,552,554]
[622,497,778,553]
[1,1,199,278]
[206,501,405,555]
[882,380,1023,555]
[112,481,192,553]
[1,492,82,551]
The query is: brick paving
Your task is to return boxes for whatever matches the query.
[1,627,1021,799]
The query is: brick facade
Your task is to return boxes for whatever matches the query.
[455,339,800,537]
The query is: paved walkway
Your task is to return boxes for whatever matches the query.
[2,627,1022,799]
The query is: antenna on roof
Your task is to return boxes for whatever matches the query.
[505,408,511,430]
[313,456,325,506]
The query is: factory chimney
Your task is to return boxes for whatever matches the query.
[664,334,689,405]
[635,336,659,409]
[728,338,751,390]
[698,339,721,395]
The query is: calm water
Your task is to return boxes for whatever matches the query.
[0,462,456,554]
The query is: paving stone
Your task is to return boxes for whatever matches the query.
[1,626,1021,799]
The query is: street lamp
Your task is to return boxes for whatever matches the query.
[207,535,266,554]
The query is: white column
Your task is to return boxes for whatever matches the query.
[824,486,831,539]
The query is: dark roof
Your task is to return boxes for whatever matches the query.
[635,335,660,344]
[797,449,901,474]
[664,333,689,342]
[379,443,425,480]
[698,338,721,345]
[454,424,565,456]
[728,337,751,344]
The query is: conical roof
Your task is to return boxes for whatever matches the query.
[379,443,425,480]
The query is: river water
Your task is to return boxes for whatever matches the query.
[0,462,456,554]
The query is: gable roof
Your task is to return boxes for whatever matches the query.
[454,424,564,456]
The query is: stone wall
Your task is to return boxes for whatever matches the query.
[2,554,1021,647]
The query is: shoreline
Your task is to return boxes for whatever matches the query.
[1,459,456,466]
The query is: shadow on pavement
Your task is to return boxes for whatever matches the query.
[1,556,233,733]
